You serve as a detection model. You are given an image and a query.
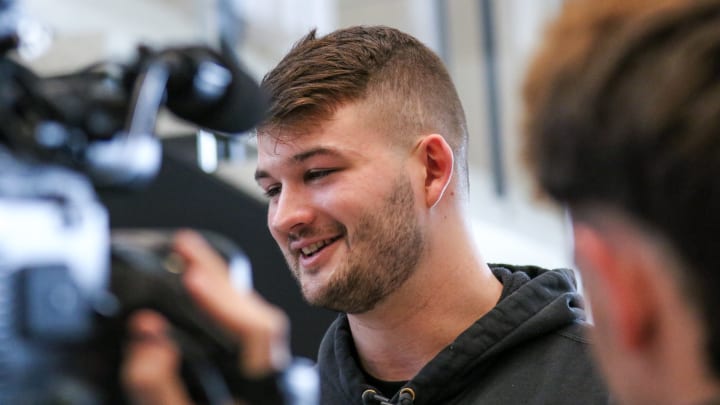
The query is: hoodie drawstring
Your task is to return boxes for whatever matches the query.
[362,389,391,405]
[398,388,415,405]
[362,388,415,405]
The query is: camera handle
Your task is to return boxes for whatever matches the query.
[85,59,168,187]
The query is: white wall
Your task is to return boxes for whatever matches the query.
[17,0,574,269]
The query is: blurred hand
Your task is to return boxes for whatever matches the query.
[122,229,290,404]
[122,310,193,405]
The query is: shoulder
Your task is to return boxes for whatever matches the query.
[457,321,610,404]
[497,321,608,401]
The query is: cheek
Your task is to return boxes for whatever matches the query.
[314,183,370,219]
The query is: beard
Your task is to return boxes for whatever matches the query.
[286,175,425,314]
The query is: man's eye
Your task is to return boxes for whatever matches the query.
[264,186,281,198]
[305,169,335,181]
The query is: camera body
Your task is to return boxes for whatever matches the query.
[0,2,318,404]
[0,151,112,403]
[0,145,296,405]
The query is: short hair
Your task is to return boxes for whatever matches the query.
[523,0,720,375]
[258,25,469,190]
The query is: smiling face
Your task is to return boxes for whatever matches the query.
[255,103,425,314]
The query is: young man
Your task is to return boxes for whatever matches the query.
[124,26,608,404]
[523,0,720,404]
[252,25,606,404]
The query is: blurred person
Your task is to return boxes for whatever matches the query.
[125,25,609,404]
[523,0,720,404]
[122,230,291,405]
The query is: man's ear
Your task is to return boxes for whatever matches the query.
[413,134,454,208]
[573,222,658,351]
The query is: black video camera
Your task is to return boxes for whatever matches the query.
[0,1,317,404]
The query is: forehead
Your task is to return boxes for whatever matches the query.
[256,103,386,168]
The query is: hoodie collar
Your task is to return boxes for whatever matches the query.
[318,264,586,404]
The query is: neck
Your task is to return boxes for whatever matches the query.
[653,312,720,405]
[647,373,720,405]
[347,218,502,381]
[618,256,720,405]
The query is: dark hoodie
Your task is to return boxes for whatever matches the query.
[317,264,610,404]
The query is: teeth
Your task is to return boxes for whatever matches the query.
[301,239,333,256]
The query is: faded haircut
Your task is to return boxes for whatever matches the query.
[258,25,469,190]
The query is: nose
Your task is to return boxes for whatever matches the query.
[268,186,315,235]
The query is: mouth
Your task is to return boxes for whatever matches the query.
[299,235,342,258]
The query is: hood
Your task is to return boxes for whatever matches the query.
[317,264,588,405]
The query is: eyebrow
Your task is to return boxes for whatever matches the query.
[254,147,343,181]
